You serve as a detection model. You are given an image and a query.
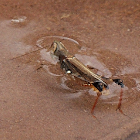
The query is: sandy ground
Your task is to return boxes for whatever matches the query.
[0,0,140,140]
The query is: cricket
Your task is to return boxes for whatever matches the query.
[50,41,125,118]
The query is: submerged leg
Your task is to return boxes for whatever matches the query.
[116,88,127,116]
[116,89,131,119]
[91,92,102,118]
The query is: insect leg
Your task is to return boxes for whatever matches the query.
[116,88,129,118]
[87,65,96,69]
[101,77,126,115]
[116,88,123,112]
[82,83,103,118]
[91,91,102,118]
[36,61,49,71]
[116,89,131,119]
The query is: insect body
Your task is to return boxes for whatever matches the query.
[50,41,124,117]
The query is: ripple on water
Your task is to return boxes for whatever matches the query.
[35,36,138,104]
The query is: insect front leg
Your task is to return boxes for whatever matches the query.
[110,79,125,115]
[36,60,49,71]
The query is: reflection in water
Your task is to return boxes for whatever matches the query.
[36,35,79,49]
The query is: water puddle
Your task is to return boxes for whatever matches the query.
[31,36,139,106]
[0,18,34,62]
[5,24,138,107]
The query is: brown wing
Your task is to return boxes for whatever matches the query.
[61,56,108,86]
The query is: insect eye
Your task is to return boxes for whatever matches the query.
[99,83,103,86]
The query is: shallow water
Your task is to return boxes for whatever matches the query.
[34,36,137,105]
[1,1,140,140]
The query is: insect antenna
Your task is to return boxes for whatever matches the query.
[10,46,46,60]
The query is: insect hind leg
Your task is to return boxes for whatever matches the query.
[112,79,129,117]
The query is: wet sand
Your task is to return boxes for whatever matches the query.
[0,0,140,139]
